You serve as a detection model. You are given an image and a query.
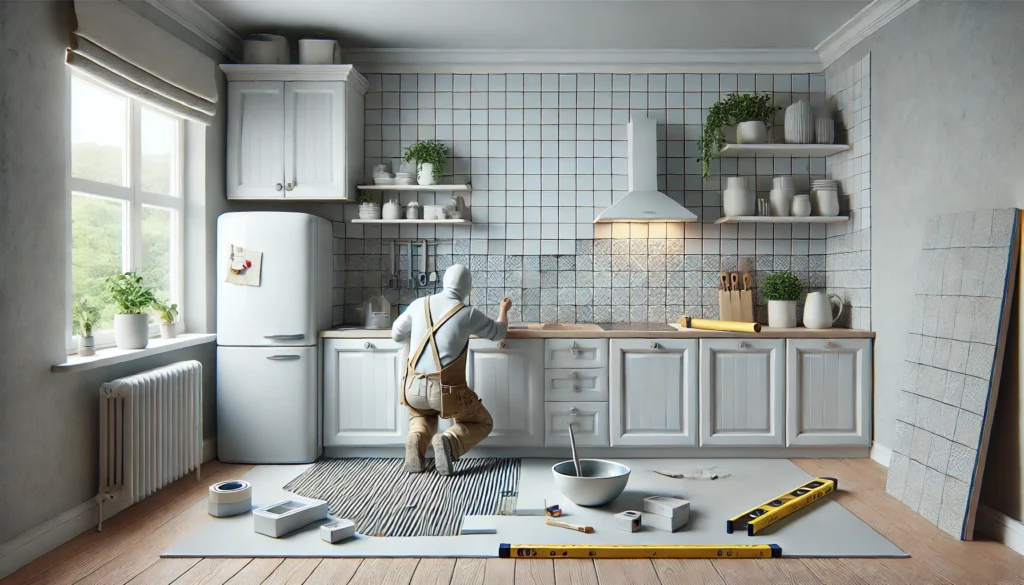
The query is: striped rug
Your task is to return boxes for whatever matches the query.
[282,457,520,537]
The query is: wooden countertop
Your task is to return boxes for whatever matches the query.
[319,324,875,340]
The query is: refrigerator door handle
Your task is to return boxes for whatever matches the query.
[263,334,306,340]
[266,354,302,361]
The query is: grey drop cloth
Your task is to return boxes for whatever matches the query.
[164,459,906,559]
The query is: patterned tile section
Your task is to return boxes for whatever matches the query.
[885,208,1018,539]
[825,54,871,330]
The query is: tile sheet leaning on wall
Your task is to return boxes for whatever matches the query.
[333,72,844,326]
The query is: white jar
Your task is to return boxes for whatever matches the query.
[382,200,402,220]
[406,202,421,220]
[791,194,811,217]
[769,189,794,217]
[785,100,815,144]
[815,190,840,216]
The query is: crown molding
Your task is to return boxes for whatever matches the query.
[142,0,243,62]
[816,0,919,68]
[343,48,824,74]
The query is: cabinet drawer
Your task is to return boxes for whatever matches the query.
[545,368,609,402]
[544,402,609,447]
[545,339,608,369]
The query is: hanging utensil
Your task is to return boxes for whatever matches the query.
[388,241,398,289]
[568,421,582,478]
[407,242,415,289]
[417,240,429,287]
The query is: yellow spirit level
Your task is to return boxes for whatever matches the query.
[498,543,781,559]
[727,477,838,536]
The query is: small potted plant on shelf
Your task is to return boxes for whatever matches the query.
[762,270,805,328]
[403,140,448,186]
[106,272,155,349]
[152,300,179,339]
[73,296,99,356]
[697,93,780,179]
[358,191,381,220]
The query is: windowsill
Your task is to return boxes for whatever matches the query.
[53,333,217,373]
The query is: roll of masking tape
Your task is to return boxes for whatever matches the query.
[209,480,252,504]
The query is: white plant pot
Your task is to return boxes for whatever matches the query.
[358,202,381,220]
[160,323,177,339]
[78,335,96,357]
[735,121,767,144]
[769,189,794,217]
[723,188,755,217]
[767,300,797,328]
[114,314,150,349]
[417,163,436,186]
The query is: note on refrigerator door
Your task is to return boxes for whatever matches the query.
[225,245,263,286]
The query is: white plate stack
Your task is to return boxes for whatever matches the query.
[372,164,395,185]
[395,172,416,186]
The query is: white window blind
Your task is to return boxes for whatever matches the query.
[68,0,218,125]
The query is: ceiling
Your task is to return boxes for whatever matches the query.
[194,0,870,51]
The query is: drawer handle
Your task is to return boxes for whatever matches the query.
[571,341,581,358]
[266,354,300,361]
[737,341,748,350]
[650,341,659,349]
[571,384,580,392]
[364,342,373,350]
[264,334,305,340]
[571,371,579,380]
[825,341,837,350]
[569,407,579,416]
[498,341,507,349]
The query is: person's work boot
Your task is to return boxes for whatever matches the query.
[432,434,455,476]
[405,434,425,473]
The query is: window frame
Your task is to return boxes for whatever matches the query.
[66,71,186,353]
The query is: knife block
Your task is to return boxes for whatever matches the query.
[719,290,754,322]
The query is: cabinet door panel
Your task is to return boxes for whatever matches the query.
[544,402,609,447]
[609,339,698,446]
[284,81,348,199]
[227,81,285,199]
[467,339,544,446]
[700,339,785,446]
[323,339,407,445]
[787,339,872,446]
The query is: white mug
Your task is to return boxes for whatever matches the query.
[299,38,341,64]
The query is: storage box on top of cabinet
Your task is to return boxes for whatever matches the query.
[221,65,368,201]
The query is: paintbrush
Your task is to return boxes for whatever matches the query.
[546,519,594,533]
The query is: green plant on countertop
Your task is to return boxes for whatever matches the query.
[403,140,448,182]
[152,299,178,324]
[761,271,805,302]
[73,296,100,337]
[106,272,155,315]
[358,191,375,204]
[697,93,780,180]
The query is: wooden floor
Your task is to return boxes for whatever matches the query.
[4,458,1023,585]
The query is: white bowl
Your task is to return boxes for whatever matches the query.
[374,177,395,185]
[552,459,631,507]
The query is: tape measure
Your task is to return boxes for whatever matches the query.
[727,477,837,536]
[499,543,781,559]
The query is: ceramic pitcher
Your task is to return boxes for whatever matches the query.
[803,292,844,329]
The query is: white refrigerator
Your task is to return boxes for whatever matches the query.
[216,211,332,463]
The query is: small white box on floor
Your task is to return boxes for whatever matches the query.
[643,496,690,532]
[320,519,356,543]
[253,498,328,538]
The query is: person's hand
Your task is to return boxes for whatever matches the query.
[500,297,513,312]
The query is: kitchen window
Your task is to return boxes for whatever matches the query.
[67,73,184,351]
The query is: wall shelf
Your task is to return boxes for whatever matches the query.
[717,144,851,157]
[715,216,849,224]
[356,184,472,192]
[350,219,473,225]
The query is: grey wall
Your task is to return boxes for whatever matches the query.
[0,1,220,545]
[827,1,1024,521]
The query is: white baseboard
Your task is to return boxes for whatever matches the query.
[977,505,1024,555]
[870,441,892,467]
[203,436,217,463]
[0,500,97,579]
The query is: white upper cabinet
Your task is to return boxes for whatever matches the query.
[786,339,872,446]
[323,339,407,446]
[609,339,698,446]
[467,339,545,447]
[699,339,786,446]
[223,66,367,201]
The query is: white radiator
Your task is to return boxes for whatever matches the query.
[95,360,203,529]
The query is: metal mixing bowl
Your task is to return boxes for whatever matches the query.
[552,459,631,507]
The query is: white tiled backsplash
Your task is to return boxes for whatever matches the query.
[332,71,870,326]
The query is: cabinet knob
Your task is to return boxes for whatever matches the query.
[570,341,581,358]
[363,342,372,350]
[275,183,283,191]
[571,371,579,380]
[569,407,579,416]
[571,385,580,392]
[498,341,506,349]
[285,182,294,191]
[650,341,659,349]
[825,341,836,350]
[738,341,748,350]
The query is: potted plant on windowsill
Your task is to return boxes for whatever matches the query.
[152,300,179,339]
[762,271,805,328]
[73,297,99,356]
[403,140,448,186]
[106,272,156,349]
[697,93,780,179]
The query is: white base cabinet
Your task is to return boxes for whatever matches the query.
[466,339,544,447]
[699,339,786,446]
[609,339,699,446]
[323,339,407,446]
[786,339,872,446]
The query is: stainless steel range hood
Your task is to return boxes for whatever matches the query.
[593,115,698,223]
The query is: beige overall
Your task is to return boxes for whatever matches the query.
[401,297,494,459]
